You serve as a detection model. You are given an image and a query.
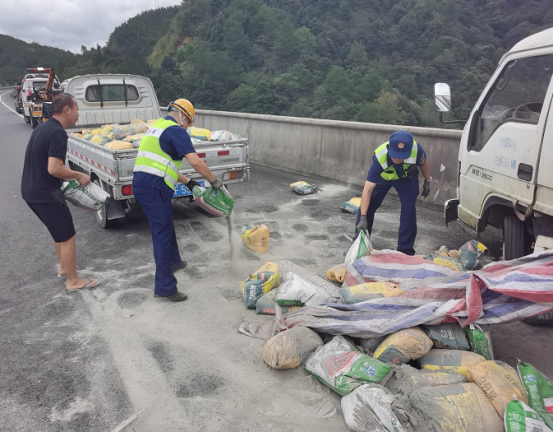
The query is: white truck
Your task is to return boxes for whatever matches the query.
[62,74,249,228]
[437,27,553,260]
[21,68,61,128]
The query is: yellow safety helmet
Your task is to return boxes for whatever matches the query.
[168,98,195,126]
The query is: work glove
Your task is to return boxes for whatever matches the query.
[186,179,200,190]
[421,179,431,198]
[406,165,419,178]
[356,217,368,232]
[211,178,223,190]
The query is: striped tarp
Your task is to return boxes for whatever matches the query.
[283,251,553,338]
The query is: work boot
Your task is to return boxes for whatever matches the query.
[155,291,188,302]
[172,261,187,273]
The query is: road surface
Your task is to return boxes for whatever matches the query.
[0,91,551,431]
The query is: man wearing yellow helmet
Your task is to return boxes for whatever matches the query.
[133,98,223,302]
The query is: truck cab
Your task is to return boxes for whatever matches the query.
[438,28,553,259]
[21,69,61,128]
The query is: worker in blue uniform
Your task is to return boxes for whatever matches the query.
[133,99,223,302]
[355,130,431,256]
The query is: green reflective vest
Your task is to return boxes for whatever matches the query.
[375,140,418,181]
[133,118,182,190]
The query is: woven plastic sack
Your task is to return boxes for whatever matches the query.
[340,282,404,304]
[341,384,407,432]
[505,400,551,432]
[345,229,372,267]
[326,263,346,283]
[276,272,333,307]
[385,364,467,396]
[263,327,323,369]
[105,140,134,150]
[423,254,464,272]
[420,323,470,350]
[304,336,391,396]
[340,197,361,214]
[192,185,234,217]
[290,181,316,195]
[89,135,112,145]
[61,179,110,211]
[73,133,83,138]
[255,290,301,315]
[374,327,433,364]
[210,130,238,141]
[240,224,270,254]
[415,349,486,380]
[112,123,148,140]
[464,323,494,360]
[518,361,553,428]
[409,383,504,432]
[189,127,211,141]
[468,360,528,417]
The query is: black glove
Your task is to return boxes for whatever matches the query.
[356,217,368,232]
[186,179,200,190]
[211,178,223,190]
[421,179,431,198]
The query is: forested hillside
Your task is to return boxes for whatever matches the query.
[1,0,551,127]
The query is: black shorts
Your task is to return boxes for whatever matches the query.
[26,200,76,243]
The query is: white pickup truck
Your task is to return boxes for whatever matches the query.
[436,28,553,260]
[62,74,249,228]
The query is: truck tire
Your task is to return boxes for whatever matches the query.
[24,112,31,124]
[31,117,39,129]
[93,180,116,229]
[503,215,526,260]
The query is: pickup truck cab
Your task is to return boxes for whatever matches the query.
[62,74,249,228]
[437,28,553,259]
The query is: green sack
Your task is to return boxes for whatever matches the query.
[242,279,265,309]
[459,240,488,270]
[192,185,234,217]
[421,323,470,351]
[505,400,551,432]
[464,323,494,360]
[518,361,553,429]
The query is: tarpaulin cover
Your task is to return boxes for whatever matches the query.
[283,251,553,338]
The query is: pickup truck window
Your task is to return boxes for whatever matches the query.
[469,54,552,152]
[86,85,139,102]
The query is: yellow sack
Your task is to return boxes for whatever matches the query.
[240,224,270,254]
[73,133,83,138]
[340,282,404,303]
[81,129,91,135]
[240,262,279,296]
[90,128,102,135]
[189,127,211,141]
[105,141,134,150]
[326,263,346,283]
[469,360,529,417]
[131,118,145,124]
[374,327,433,364]
[416,349,487,380]
[125,133,145,143]
[263,327,324,369]
[290,181,315,195]
[409,383,504,432]
[146,119,157,124]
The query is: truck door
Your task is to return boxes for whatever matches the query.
[458,53,553,229]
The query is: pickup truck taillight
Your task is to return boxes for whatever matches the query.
[223,171,243,181]
[122,185,133,196]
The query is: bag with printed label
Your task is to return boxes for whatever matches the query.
[415,349,486,380]
[518,361,553,429]
[304,336,391,396]
[239,262,280,309]
[340,282,404,304]
[340,197,361,214]
[505,400,551,432]
[421,323,470,350]
[192,185,234,217]
[240,224,270,253]
[464,323,494,360]
[189,127,211,141]
[255,290,302,315]
[290,181,316,195]
[61,179,110,212]
[345,229,372,267]
[373,327,433,364]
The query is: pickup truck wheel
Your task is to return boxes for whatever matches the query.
[31,117,39,129]
[503,215,526,260]
[93,180,116,229]
[24,113,31,124]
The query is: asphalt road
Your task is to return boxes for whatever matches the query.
[0,91,551,432]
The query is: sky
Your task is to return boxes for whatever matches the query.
[0,0,182,53]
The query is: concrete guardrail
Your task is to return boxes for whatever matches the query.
[160,107,462,208]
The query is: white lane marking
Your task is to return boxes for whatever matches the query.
[0,91,24,118]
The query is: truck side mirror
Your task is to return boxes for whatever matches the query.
[434,83,451,112]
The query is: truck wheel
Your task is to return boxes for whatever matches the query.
[93,180,116,229]
[24,113,31,124]
[503,215,526,260]
[31,117,39,129]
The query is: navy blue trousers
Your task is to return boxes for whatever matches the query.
[355,175,419,255]
[133,185,183,297]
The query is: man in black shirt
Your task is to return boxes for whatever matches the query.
[21,93,99,291]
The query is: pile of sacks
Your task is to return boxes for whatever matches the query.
[236,236,553,431]
[73,120,242,151]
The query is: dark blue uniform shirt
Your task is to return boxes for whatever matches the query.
[366,143,427,183]
[133,116,196,190]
